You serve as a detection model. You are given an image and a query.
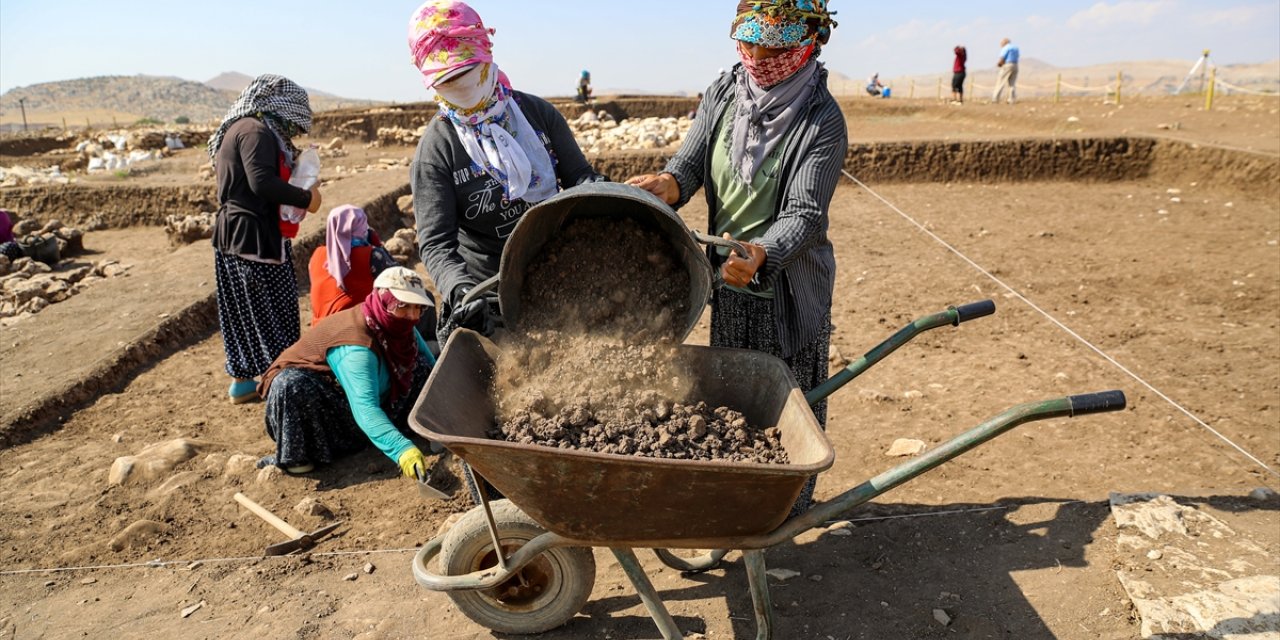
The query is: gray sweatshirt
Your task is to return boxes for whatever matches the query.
[410,91,605,307]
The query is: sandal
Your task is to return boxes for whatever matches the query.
[229,379,258,404]
[255,455,314,475]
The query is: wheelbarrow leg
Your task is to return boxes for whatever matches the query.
[611,548,682,640]
[743,550,774,640]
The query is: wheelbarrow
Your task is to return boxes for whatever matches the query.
[407,300,1127,638]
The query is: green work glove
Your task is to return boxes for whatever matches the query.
[397,446,427,480]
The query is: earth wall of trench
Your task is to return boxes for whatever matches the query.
[308,97,702,141]
[593,137,1279,198]
[3,135,1274,444]
[3,138,1273,230]
[0,182,411,447]
[0,184,217,228]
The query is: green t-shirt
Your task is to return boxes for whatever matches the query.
[710,105,788,299]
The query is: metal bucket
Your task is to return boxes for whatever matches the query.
[496,182,715,343]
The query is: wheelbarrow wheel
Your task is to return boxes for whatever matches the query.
[439,500,595,634]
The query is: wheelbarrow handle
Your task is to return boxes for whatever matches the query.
[757,390,1128,548]
[952,300,995,325]
[806,299,996,405]
[1069,390,1127,416]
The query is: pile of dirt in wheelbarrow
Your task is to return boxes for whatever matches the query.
[491,216,788,463]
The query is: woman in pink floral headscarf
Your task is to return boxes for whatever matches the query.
[406,0,606,345]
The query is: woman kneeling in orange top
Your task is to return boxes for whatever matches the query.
[309,205,392,326]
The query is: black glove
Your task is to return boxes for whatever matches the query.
[451,297,494,335]
[449,285,501,336]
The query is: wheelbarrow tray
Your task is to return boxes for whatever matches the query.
[409,330,835,548]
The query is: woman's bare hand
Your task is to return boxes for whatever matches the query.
[625,172,679,205]
[306,185,323,213]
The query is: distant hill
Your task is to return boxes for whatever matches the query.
[829,58,1280,98]
[203,71,351,105]
[0,73,382,131]
[0,75,234,127]
[204,71,256,93]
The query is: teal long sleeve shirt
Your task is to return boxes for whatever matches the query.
[326,330,435,463]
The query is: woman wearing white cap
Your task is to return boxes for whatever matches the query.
[256,267,436,478]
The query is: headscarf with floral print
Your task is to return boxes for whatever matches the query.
[407,1,556,203]
[730,0,835,51]
[727,0,836,185]
[408,0,507,91]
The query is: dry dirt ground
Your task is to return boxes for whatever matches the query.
[1,96,1278,640]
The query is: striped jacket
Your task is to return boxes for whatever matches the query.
[665,63,847,357]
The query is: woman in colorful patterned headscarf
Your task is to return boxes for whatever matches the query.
[208,74,323,404]
[406,0,606,345]
[627,0,845,518]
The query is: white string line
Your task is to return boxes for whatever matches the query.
[1214,79,1279,96]
[841,170,1278,479]
[0,547,419,576]
[1058,82,1113,92]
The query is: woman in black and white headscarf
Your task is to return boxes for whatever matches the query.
[208,74,323,404]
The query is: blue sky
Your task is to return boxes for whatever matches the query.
[1,1,1277,101]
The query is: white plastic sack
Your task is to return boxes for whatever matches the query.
[279,147,321,224]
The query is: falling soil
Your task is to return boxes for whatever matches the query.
[493,215,788,463]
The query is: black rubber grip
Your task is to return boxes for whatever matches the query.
[952,300,996,325]
[1069,390,1127,416]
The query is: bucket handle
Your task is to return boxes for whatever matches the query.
[458,274,501,308]
[692,231,751,260]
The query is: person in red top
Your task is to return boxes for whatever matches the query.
[309,205,439,348]
[309,205,383,326]
[952,45,967,104]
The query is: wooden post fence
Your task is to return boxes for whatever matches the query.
[1205,67,1216,111]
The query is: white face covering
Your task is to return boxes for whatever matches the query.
[434,64,497,111]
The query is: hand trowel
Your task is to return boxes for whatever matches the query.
[415,465,452,500]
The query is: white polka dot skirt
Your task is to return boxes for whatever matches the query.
[214,247,301,379]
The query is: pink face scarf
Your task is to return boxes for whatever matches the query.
[361,289,419,404]
[324,205,369,291]
[738,42,815,88]
[727,0,834,186]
